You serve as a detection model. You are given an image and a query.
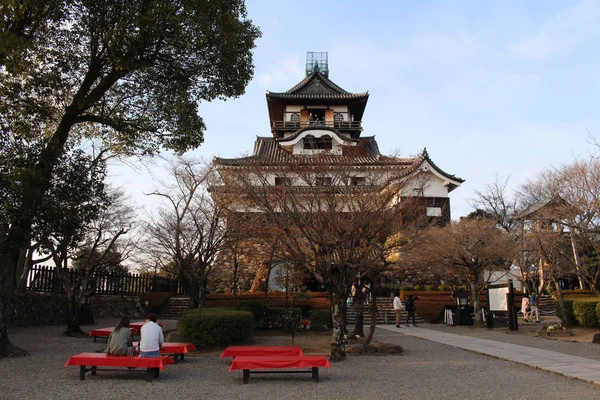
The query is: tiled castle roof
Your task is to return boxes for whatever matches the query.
[266,72,369,100]
[216,136,415,168]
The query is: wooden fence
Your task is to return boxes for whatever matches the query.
[26,265,188,296]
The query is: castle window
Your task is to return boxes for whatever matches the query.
[350,177,366,186]
[315,176,332,186]
[334,113,344,128]
[426,207,442,217]
[303,135,332,150]
[275,177,292,186]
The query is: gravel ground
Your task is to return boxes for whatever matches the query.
[1,320,599,400]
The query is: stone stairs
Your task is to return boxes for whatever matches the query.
[160,296,191,319]
[537,294,556,316]
[345,297,425,326]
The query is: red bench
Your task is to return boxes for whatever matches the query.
[133,342,196,361]
[220,345,304,358]
[228,355,331,384]
[64,352,174,382]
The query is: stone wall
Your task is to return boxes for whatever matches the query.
[14,293,69,327]
[92,294,146,320]
[13,293,146,327]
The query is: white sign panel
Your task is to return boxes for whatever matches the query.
[488,287,509,311]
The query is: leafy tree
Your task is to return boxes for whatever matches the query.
[35,156,133,335]
[0,0,260,357]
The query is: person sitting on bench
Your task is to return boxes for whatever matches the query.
[105,317,134,356]
[139,313,164,358]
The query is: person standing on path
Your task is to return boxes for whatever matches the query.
[393,291,403,328]
[405,295,418,327]
[139,313,164,357]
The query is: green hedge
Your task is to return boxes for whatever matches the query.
[572,298,600,328]
[267,307,302,330]
[239,300,270,328]
[179,308,254,349]
[308,310,331,330]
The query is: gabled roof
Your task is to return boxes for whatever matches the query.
[416,148,465,185]
[513,196,573,220]
[266,72,369,100]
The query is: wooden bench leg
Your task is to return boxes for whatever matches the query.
[93,337,97,343]
[79,366,86,380]
[179,353,185,361]
[243,369,250,384]
[154,368,160,378]
[312,367,319,382]
[146,368,154,382]
[91,366,97,376]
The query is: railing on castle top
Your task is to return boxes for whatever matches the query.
[26,265,188,296]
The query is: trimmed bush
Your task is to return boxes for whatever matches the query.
[425,285,438,291]
[400,286,413,292]
[572,298,600,328]
[309,310,331,330]
[239,300,270,328]
[179,308,254,349]
[596,303,600,327]
[438,285,451,291]
[267,307,302,329]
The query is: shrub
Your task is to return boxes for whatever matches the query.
[214,288,225,294]
[179,308,254,349]
[400,286,413,292]
[239,300,270,328]
[438,285,451,291]
[572,298,600,328]
[309,310,331,330]
[425,285,438,291]
[267,307,302,330]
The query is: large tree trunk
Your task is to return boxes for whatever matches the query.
[200,279,208,308]
[189,280,201,310]
[553,278,569,325]
[364,287,377,348]
[351,285,366,337]
[471,275,484,328]
[0,113,76,357]
[64,299,85,337]
[329,289,347,361]
[0,248,29,358]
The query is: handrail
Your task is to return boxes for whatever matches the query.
[272,120,362,130]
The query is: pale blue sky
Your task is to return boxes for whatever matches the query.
[109,0,600,219]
